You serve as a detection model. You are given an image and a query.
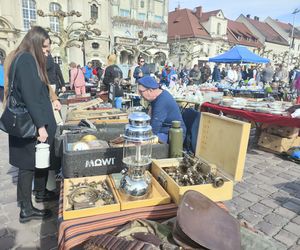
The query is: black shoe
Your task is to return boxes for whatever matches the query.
[35,189,59,203]
[19,204,52,223]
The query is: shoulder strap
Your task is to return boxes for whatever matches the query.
[8,52,24,97]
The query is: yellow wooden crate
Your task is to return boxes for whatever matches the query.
[110,172,171,210]
[63,175,120,220]
[151,112,251,204]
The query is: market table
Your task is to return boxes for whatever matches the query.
[201,102,300,128]
[57,185,177,250]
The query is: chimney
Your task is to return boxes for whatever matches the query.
[246,14,250,18]
[254,16,259,21]
[195,6,202,19]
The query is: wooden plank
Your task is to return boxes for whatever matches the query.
[71,98,103,111]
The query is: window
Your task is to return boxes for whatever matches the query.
[22,0,36,31]
[138,13,146,21]
[91,4,98,19]
[154,15,162,23]
[120,9,130,17]
[217,23,221,35]
[140,1,145,8]
[49,2,61,32]
[298,44,300,51]
[53,56,62,65]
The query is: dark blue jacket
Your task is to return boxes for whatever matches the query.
[133,64,150,80]
[212,66,221,82]
[151,90,186,140]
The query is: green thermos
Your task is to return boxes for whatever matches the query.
[169,120,183,158]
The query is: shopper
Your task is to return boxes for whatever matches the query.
[102,54,123,91]
[69,62,86,95]
[0,58,4,102]
[138,76,186,143]
[3,26,58,223]
[133,56,150,82]
[83,61,93,82]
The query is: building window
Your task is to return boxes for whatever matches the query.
[140,1,145,8]
[91,4,98,19]
[154,15,162,23]
[120,9,130,17]
[53,56,62,65]
[217,23,221,35]
[138,13,146,21]
[49,2,61,32]
[298,44,300,51]
[22,0,36,31]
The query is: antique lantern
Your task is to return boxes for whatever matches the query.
[119,112,154,199]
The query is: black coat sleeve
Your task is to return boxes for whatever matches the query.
[55,63,65,87]
[16,53,49,129]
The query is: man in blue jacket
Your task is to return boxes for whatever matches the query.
[133,57,150,82]
[138,76,186,143]
[84,62,93,82]
[0,58,4,102]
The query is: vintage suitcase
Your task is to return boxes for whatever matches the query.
[152,112,251,204]
[265,124,299,139]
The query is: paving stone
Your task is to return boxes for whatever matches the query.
[249,187,271,198]
[249,203,273,215]
[237,209,263,225]
[288,245,300,250]
[292,216,300,225]
[278,173,298,181]
[252,163,269,171]
[284,222,300,237]
[274,230,298,247]
[254,221,281,236]
[259,198,280,209]
[32,220,58,237]
[234,184,248,194]
[231,197,252,210]
[274,207,298,220]
[264,213,289,227]
[269,191,291,203]
[258,184,278,194]
[269,176,288,186]
[0,235,15,250]
[285,182,300,191]
[39,234,58,250]
[240,192,262,203]
[282,201,300,214]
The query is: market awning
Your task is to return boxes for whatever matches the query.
[209,45,270,63]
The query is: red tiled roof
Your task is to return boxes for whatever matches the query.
[273,19,300,39]
[199,9,221,22]
[227,20,263,48]
[247,18,289,45]
[168,8,210,40]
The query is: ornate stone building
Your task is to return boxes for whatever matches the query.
[0,0,110,67]
[110,0,169,69]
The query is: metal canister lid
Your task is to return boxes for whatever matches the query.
[128,112,150,127]
[172,120,181,128]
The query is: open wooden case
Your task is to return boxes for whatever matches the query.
[151,112,251,204]
[63,175,120,220]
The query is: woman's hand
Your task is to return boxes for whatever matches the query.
[52,100,62,111]
[61,86,66,93]
[38,127,48,143]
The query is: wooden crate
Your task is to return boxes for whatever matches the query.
[258,132,300,153]
[63,175,120,220]
[110,172,171,210]
[265,124,299,139]
[151,112,251,204]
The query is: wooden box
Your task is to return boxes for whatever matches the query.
[152,112,251,204]
[258,132,300,153]
[63,175,120,220]
[265,124,299,139]
[110,172,171,210]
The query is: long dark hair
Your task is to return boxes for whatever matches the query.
[13,26,50,84]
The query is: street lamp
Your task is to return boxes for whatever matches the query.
[287,8,300,67]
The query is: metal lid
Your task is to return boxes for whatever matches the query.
[128,112,151,127]
[172,121,181,128]
[125,112,153,141]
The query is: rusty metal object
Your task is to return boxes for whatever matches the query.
[164,153,224,187]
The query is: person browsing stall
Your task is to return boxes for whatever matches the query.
[138,76,186,143]
[133,57,150,82]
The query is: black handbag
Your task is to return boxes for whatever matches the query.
[0,53,37,138]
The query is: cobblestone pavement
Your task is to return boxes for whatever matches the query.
[0,128,300,249]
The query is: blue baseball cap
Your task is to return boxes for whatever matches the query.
[138,76,159,89]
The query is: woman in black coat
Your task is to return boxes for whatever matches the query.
[5,26,57,223]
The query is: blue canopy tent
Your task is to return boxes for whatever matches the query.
[209,45,270,63]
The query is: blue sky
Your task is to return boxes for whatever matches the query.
[169,0,300,27]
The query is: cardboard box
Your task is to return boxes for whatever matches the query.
[265,124,299,139]
[63,175,120,220]
[110,172,171,210]
[258,132,300,153]
[152,112,251,204]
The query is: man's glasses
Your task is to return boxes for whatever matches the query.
[140,61,145,63]
[138,88,148,93]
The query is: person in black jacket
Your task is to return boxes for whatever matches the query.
[46,53,66,94]
[4,26,57,223]
[54,62,66,92]
[103,54,123,91]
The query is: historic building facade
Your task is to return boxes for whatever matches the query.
[0,0,110,67]
[110,0,169,70]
